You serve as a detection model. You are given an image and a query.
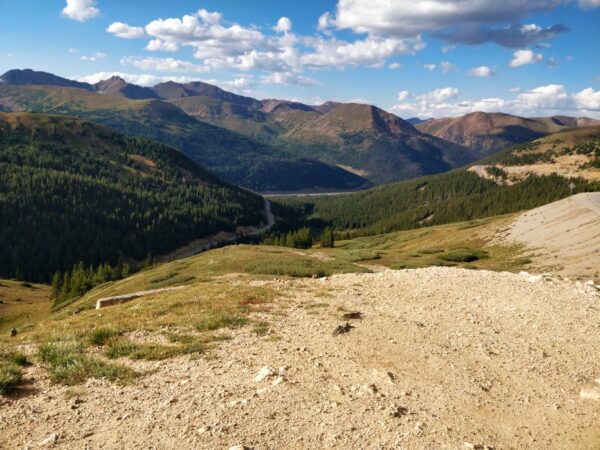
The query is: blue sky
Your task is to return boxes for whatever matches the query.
[0,0,599,118]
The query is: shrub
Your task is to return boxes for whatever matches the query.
[88,328,119,346]
[419,247,445,255]
[439,249,488,263]
[105,339,138,359]
[38,341,134,385]
[196,313,247,332]
[2,351,29,366]
[0,362,23,394]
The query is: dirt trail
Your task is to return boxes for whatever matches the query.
[496,193,600,280]
[2,267,599,449]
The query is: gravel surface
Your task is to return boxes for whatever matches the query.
[1,267,599,449]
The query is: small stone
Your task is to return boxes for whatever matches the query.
[389,405,407,417]
[464,443,475,450]
[341,311,362,320]
[38,433,59,446]
[362,384,378,394]
[229,446,251,450]
[580,386,600,400]
[253,366,274,383]
[10,328,17,337]
[271,376,285,386]
[332,322,353,336]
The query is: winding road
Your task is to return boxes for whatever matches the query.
[162,199,276,262]
[588,192,600,208]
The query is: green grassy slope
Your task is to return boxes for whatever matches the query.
[0,112,267,281]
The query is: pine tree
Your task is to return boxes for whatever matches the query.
[321,227,334,248]
[50,271,62,300]
[122,263,130,278]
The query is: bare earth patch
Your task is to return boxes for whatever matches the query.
[1,267,599,449]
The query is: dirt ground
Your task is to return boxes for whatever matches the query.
[2,267,599,450]
[496,193,600,281]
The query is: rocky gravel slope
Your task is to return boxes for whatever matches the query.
[1,267,599,449]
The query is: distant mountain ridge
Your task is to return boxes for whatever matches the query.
[0,70,368,192]
[2,69,596,188]
[416,111,600,155]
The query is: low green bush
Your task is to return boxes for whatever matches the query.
[439,249,488,263]
[88,327,119,346]
[38,341,135,385]
[0,362,23,394]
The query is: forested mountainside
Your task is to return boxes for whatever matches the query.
[0,112,267,281]
[0,78,367,192]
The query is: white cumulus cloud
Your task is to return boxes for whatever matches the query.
[106,22,145,39]
[62,0,99,22]
[509,49,543,67]
[274,17,292,33]
[397,90,410,101]
[469,65,494,77]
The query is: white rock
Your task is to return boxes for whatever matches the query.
[253,366,274,383]
[580,386,600,400]
[272,376,285,386]
[38,433,59,446]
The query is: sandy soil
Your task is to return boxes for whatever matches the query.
[497,193,600,281]
[2,267,599,449]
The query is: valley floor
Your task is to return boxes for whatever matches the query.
[2,267,599,449]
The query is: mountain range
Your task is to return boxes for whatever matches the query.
[1,69,598,191]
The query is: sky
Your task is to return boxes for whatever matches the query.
[0,0,599,118]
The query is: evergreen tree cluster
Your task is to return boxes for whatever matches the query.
[0,114,266,282]
[51,261,128,309]
[262,227,313,249]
